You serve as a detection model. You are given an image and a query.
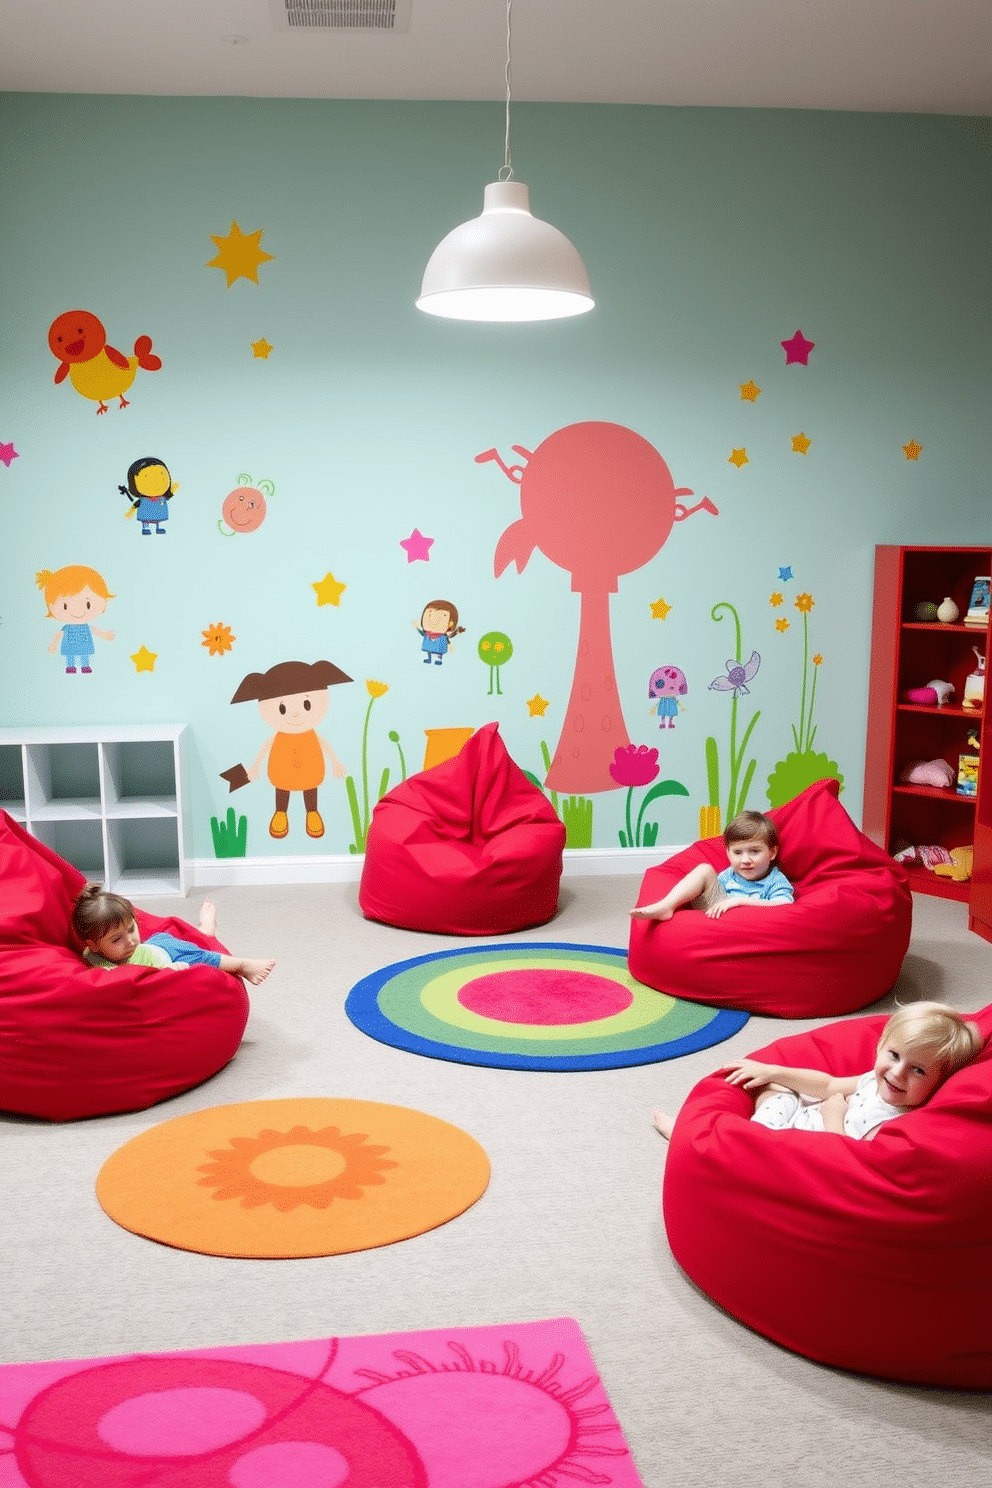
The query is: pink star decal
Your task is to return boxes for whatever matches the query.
[781,329,815,366]
[0,442,18,468]
[399,527,434,563]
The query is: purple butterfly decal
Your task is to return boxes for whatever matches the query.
[709,651,760,697]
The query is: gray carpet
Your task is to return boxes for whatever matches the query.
[3,877,991,1486]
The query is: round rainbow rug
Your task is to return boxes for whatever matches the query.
[345,942,747,1071]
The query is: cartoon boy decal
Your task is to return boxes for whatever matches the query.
[413,600,465,666]
[37,564,115,673]
[119,456,178,535]
[229,660,352,840]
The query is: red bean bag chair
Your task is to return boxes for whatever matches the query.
[359,721,566,935]
[0,811,249,1122]
[628,778,912,1017]
[662,1005,992,1388]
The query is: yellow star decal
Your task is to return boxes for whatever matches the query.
[251,338,273,359]
[313,572,346,607]
[206,221,275,288]
[791,432,812,454]
[902,439,923,461]
[739,380,761,402]
[729,448,749,468]
[650,597,671,620]
[130,645,157,672]
[769,592,784,607]
[526,693,550,717]
[774,618,790,633]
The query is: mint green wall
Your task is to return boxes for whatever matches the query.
[1,96,989,860]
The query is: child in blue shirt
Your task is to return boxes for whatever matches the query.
[631,809,794,922]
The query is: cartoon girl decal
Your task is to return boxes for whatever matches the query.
[119,456,178,535]
[413,600,465,666]
[648,664,688,728]
[37,564,115,673]
[229,659,352,840]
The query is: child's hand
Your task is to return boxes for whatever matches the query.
[706,896,742,918]
[721,1059,778,1091]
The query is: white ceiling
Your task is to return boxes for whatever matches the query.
[2,0,990,114]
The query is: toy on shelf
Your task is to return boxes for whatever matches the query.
[965,576,991,630]
[913,601,938,621]
[962,649,986,712]
[893,843,955,871]
[901,680,955,707]
[933,845,974,882]
[936,596,961,623]
[957,754,979,797]
[898,758,955,790]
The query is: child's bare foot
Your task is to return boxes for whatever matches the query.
[631,904,674,922]
[652,1109,675,1139]
[199,899,218,937]
[234,957,276,986]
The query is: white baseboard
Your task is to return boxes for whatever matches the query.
[191,845,679,889]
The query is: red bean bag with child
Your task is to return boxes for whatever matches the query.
[628,778,912,1017]
[662,1004,992,1387]
[0,811,249,1121]
[359,721,566,935]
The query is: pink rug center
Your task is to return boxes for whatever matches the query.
[457,968,632,1025]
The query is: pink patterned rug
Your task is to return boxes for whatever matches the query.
[0,1316,644,1488]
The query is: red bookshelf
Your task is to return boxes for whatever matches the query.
[863,547,992,937]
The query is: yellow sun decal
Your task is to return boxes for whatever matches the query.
[196,1124,398,1212]
[201,621,235,655]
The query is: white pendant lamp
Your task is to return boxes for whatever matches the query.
[416,0,594,323]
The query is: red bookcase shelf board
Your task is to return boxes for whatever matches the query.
[863,547,992,938]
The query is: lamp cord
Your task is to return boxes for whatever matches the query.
[499,0,513,181]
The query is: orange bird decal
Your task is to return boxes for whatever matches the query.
[48,310,162,414]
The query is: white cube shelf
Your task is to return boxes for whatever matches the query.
[0,725,190,896]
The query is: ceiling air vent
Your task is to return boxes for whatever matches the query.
[270,0,412,30]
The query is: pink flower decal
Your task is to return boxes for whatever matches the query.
[609,744,660,788]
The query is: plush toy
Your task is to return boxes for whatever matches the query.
[893,844,954,870]
[933,845,973,882]
[898,758,955,789]
[901,680,955,707]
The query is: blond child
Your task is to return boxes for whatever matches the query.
[631,809,793,922]
[72,885,275,985]
[653,1002,983,1140]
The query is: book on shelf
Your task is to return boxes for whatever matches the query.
[957,753,980,797]
[965,575,990,628]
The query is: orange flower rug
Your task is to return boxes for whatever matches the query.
[0,1317,645,1487]
[95,1098,490,1259]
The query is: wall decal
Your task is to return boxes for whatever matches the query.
[778,565,794,582]
[648,665,688,729]
[480,421,718,794]
[902,439,924,460]
[608,744,689,848]
[478,630,513,694]
[345,680,406,854]
[781,329,815,365]
[766,589,843,805]
[48,310,161,415]
[522,739,594,849]
[791,433,812,454]
[211,805,248,857]
[226,659,351,841]
[702,603,761,836]
[0,442,18,467]
[650,597,671,619]
[739,380,761,402]
[37,564,115,674]
[526,693,549,717]
[206,221,274,287]
[413,600,465,667]
[202,622,236,656]
[119,456,178,535]
[251,338,273,359]
[130,646,157,672]
[313,572,347,607]
[728,448,749,468]
[218,475,273,536]
[399,528,434,563]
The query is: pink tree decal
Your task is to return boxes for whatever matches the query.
[479,421,717,794]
